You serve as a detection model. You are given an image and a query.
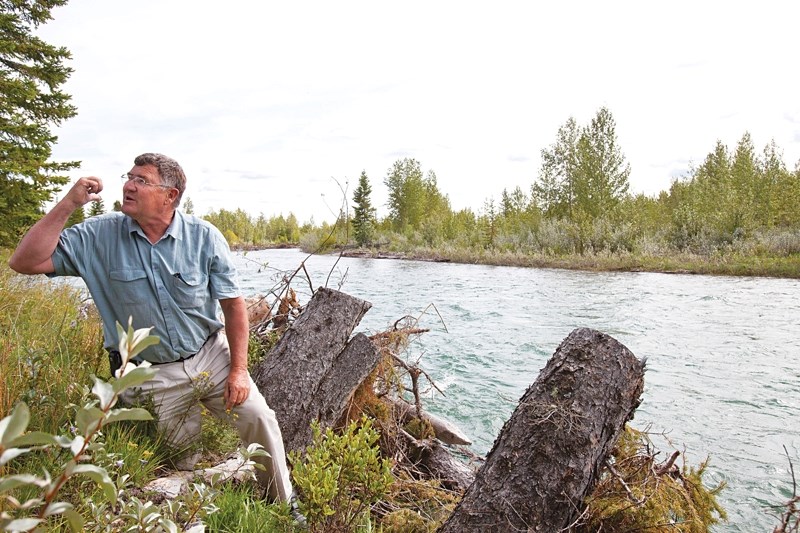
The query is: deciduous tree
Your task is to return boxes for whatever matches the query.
[532,108,630,222]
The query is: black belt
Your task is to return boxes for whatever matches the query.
[149,330,220,365]
[109,330,219,371]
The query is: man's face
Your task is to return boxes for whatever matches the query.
[121,164,174,220]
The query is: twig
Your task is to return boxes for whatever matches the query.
[606,458,645,505]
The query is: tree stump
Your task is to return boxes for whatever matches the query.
[439,327,646,533]
[251,287,377,453]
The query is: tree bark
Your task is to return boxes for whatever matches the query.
[251,287,375,453]
[406,437,476,493]
[440,327,646,533]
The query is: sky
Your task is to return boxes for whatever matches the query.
[37,1,800,224]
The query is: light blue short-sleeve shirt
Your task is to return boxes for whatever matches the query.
[49,211,241,363]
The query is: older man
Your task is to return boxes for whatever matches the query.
[9,153,295,505]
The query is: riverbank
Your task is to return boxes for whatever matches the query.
[328,246,800,279]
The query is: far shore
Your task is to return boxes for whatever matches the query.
[230,244,800,279]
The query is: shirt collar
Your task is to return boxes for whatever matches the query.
[124,211,184,242]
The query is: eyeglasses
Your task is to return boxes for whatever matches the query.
[121,173,174,189]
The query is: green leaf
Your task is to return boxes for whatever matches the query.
[0,403,30,446]
[1,518,43,531]
[0,447,30,466]
[75,407,104,437]
[63,508,85,532]
[0,473,48,493]
[43,501,74,516]
[128,335,161,360]
[69,435,86,457]
[105,407,153,425]
[112,365,157,393]
[8,431,60,448]
[70,464,116,504]
[91,377,115,410]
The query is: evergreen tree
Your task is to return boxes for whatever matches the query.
[352,170,376,246]
[0,0,79,245]
[112,200,122,212]
[88,198,105,217]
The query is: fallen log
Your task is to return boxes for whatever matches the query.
[387,397,473,446]
[251,287,376,453]
[404,436,476,493]
[439,327,646,533]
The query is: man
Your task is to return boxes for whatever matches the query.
[9,153,295,505]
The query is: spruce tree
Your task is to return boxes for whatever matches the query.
[352,171,376,246]
[0,0,78,245]
[88,198,105,217]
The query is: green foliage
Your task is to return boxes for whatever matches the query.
[204,208,304,246]
[289,417,394,532]
[579,426,727,532]
[0,257,105,424]
[352,170,376,247]
[384,159,451,239]
[0,318,159,531]
[86,199,104,217]
[203,482,294,533]
[532,108,630,223]
[0,0,79,246]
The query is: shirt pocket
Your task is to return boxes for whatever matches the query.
[109,269,149,304]
[169,271,208,308]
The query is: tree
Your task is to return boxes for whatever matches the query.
[532,109,630,222]
[0,0,79,246]
[352,170,376,246]
[532,117,580,218]
[87,198,105,217]
[182,196,194,214]
[112,200,122,212]
[574,107,630,219]
[384,158,426,232]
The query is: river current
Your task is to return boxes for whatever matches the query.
[234,248,798,531]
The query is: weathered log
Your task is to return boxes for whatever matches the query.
[440,327,646,533]
[251,287,375,453]
[388,397,473,446]
[404,436,476,492]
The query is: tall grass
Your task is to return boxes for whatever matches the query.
[0,251,105,428]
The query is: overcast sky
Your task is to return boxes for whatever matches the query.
[38,1,800,223]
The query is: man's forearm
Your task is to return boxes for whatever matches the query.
[9,200,75,274]
[9,176,103,275]
[220,297,250,372]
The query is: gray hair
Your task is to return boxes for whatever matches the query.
[133,153,186,208]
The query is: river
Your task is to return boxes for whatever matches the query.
[234,248,799,532]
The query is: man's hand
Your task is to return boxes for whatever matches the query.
[224,366,251,410]
[67,176,104,207]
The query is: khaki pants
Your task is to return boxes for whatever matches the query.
[121,331,293,502]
